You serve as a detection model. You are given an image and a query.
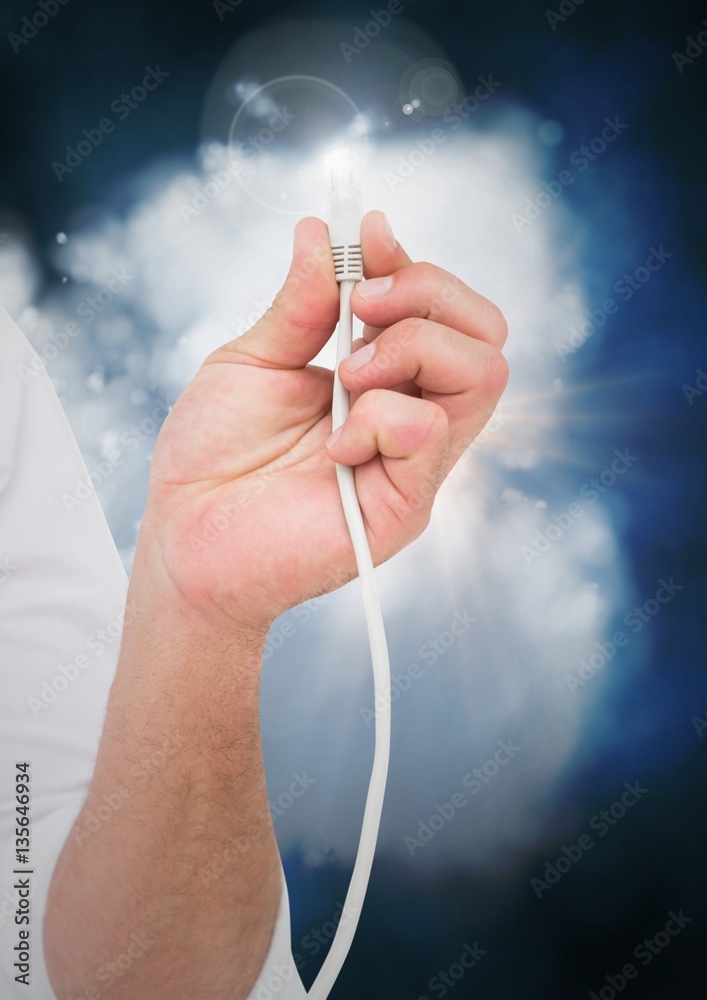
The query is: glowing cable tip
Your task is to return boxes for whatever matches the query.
[325,149,363,282]
[325,148,360,199]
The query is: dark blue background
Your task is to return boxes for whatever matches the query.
[2,1,705,997]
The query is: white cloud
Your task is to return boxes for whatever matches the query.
[4,123,629,871]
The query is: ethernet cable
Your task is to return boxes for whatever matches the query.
[306,150,392,999]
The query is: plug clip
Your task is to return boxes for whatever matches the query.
[326,149,363,282]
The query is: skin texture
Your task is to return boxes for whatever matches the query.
[43,211,508,1000]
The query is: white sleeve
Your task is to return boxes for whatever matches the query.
[0,305,306,1000]
[247,861,307,1000]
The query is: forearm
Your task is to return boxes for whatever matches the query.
[43,532,281,1000]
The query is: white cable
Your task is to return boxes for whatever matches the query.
[306,152,392,1000]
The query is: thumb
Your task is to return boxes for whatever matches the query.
[226,216,340,369]
[358,209,414,278]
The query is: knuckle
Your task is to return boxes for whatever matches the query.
[356,387,388,418]
[486,301,509,345]
[423,400,449,439]
[399,316,428,345]
[484,347,510,395]
[416,263,465,315]
[410,260,439,284]
[373,318,424,356]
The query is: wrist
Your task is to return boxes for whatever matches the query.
[120,525,271,687]
[130,517,272,642]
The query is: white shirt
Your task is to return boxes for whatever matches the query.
[0,305,306,999]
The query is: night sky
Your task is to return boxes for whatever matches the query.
[1,1,706,998]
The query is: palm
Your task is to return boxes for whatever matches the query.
[146,349,403,628]
[135,212,506,633]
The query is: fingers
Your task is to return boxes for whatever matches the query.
[349,212,509,466]
[360,210,414,278]
[337,319,509,461]
[325,388,450,524]
[222,211,406,370]
[362,324,385,343]
[221,217,340,369]
[352,260,508,350]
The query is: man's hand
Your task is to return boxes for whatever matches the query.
[144,210,508,634]
[43,212,508,1000]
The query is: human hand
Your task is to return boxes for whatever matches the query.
[138,211,508,635]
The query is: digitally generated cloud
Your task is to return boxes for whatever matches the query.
[3,101,638,874]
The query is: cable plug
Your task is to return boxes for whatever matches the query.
[326,148,363,282]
